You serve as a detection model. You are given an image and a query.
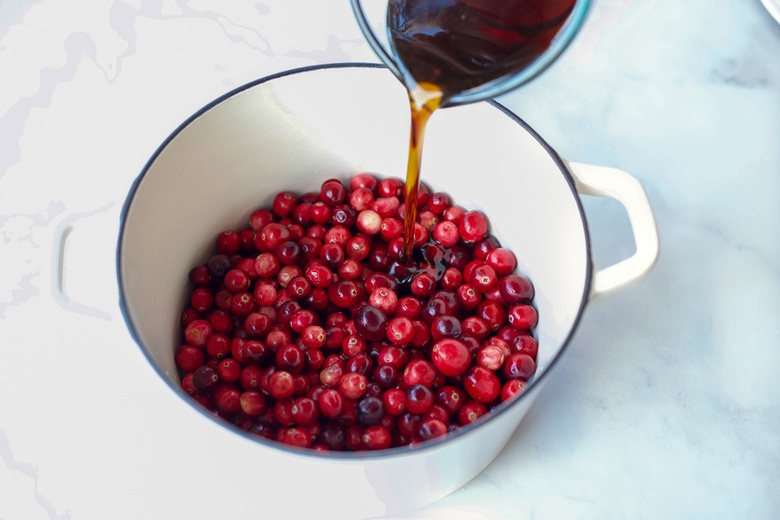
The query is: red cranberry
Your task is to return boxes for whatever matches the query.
[320,178,347,206]
[184,319,213,348]
[464,366,500,403]
[431,338,471,377]
[417,418,448,441]
[405,384,434,415]
[501,379,528,401]
[507,304,538,330]
[435,385,465,415]
[499,273,535,304]
[240,391,268,415]
[353,304,388,342]
[459,210,489,242]
[503,353,537,381]
[457,400,487,425]
[357,396,385,426]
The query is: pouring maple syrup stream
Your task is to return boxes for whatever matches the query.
[389,0,578,264]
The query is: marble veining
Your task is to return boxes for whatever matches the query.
[1,0,779,519]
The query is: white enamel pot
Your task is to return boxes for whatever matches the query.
[117,63,659,519]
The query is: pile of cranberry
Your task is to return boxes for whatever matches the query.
[176,174,539,451]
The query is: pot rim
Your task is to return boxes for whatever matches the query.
[116,62,594,460]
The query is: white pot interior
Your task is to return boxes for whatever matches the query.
[117,63,592,515]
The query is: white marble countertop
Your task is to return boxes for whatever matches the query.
[2,1,779,519]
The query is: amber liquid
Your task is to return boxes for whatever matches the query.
[389,0,577,262]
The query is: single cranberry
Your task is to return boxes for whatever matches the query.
[350,186,375,211]
[476,345,507,371]
[512,334,539,358]
[239,365,263,390]
[205,332,231,359]
[180,307,201,328]
[431,338,471,377]
[499,273,535,304]
[459,210,489,242]
[377,178,403,198]
[342,334,367,357]
[290,309,319,333]
[402,358,438,388]
[298,236,322,261]
[417,418,448,441]
[339,372,368,400]
[477,299,506,331]
[276,344,305,374]
[217,358,241,383]
[507,304,538,330]
[305,263,334,289]
[395,296,422,319]
[373,365,399,389]
[350,173,378,191]
[377,344,409,371]
[331,204,357,228]
[254,253,281,278]
[473,235,500,260]
[431,221,460,248]
[410,319,432,348]
[345,234,372,261]
[410,272,436,298]
[430,315,462,341]
[357,396,385,426]
[207,254,233,278]
[386,316,414,345]
[214,385,241,414]
[397,412,422,437]
[249,208,275,231]
[292,203,312,228]
[230,292,256,318]
[338,258,363,280]
[278,427,312,448]
[309,205,332,227]
[184,319,213,348]
[317,390,344,420]
[344,425,365,451]
[405,384,434,415]
[189,265,212,287]
[469,263,498,293]
[268,370,296,399]
[457,400,487,425]
[382,388,407,416]
[464,366,501,403]
[427,192,450,213]
[435,385,465,415]
[290,396,319,425]
[271,191,297,217]
[346,353,373,375]
[369,287,398,316]
[192,365,219,392]
[240,391,268,415]
[320,179,347,207]
[175,345,206,372]
[364,272,398,293]
[353,304,388,342]
[243,312,271,338]
[362,425,392,450]
[367,244,392,272]
[319,363,344,388]
[190,287,214,312]
[501,379,528,402]
[503,352,537,381]
[328,279,360,308]
[315,421,344,450]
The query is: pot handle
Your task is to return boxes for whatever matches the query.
[51,212,115,321]
[566,161,660,301]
